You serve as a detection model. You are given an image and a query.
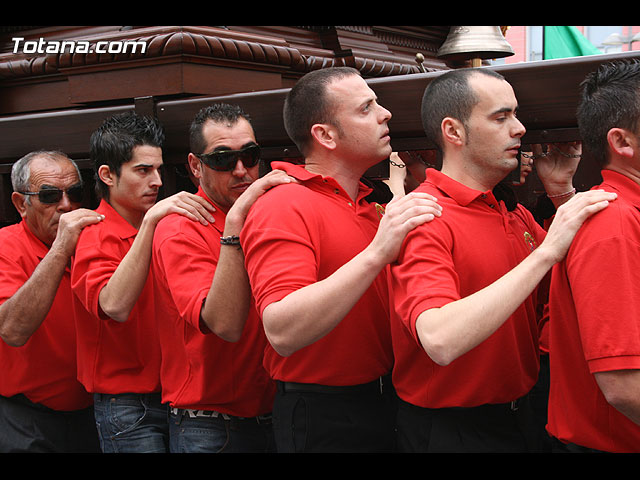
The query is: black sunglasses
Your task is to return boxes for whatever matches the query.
[19,184,84,204]
[196,144,261,172]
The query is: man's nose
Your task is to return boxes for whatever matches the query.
[232,159,248,177]
[56,191,74,212]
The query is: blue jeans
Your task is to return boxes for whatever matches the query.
[93,392,169,453]
[169,408,275,453]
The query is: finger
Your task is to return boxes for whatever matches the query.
[403,212,437,230]
[581,200,614,218]
[572,190,617,205]
[531,144,544,155]
[175,194,217,223]
[261,172,297,188]
[173,204,213,225]
[385,201,442,226]
[186,193,217,213]
[399,203,443,223]
[556,190,616,219]
[384,204,442,233]
[389,191,439,208]
[60,210,104,229]
[164,195,216,224]
[173,191,216,211]
[75,213,105,228]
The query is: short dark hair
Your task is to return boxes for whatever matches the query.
[90,111,165,199]
[577,59,640,168]
[189,103,253,154]
[283,66,361,157]
[421,68,505,151]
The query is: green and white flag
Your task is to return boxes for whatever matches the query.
[544,26,602,59]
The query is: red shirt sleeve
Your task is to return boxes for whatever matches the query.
[153,217,218,333]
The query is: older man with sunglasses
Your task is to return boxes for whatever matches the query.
[151,103,293,452]
[0,150,104,452]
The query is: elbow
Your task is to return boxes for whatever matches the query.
[270,342,297,358]
[209,324,243,343]
[1,331,29,348]
[100,305,130,323]
[416,315,458,366]
[602,388,636,413]
[219,331,242,343]
[421,335,456,366]
[261,303,302,357]
[595,371,640,423]
[263,328,296,357]
[264,330,297,358]
[0,318,31,347]
[98,289,131,323]
[200,311,246,343]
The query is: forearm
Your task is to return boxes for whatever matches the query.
[262,245,387,357]
[200,244,252,342]
[416,244,557,366]
[595,369,640,426]
[0,246,69,346]
[98,218,156,322]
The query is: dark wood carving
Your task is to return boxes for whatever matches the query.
[1,25,638,227]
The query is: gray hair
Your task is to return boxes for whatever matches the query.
[11,150,81,202]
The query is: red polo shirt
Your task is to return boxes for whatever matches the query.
[152,187,275,417]
[241,161,393,386]
[71,200,161,394]
[547,169,640,452]
[390,169,547,408]
[0,221,92,411]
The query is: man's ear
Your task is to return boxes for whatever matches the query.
[310,123,338,151]
[441,117,465,147]
[10,192,28,218]
[97,164,116,187]
[187,153,203,180]
[607,127,636,159]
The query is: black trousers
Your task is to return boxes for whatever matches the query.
[551,437,608,453]
[396,394,542,453]
[272,377,397,453]
[0,393,100,453]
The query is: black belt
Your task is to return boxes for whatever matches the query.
[277,378,383,395]
[452,398,524,413]
[170,407,272,425]
[400,395,527,415]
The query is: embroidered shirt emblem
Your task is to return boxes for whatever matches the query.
[524,232,537,251]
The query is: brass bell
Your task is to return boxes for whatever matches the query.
[437,26,514,66]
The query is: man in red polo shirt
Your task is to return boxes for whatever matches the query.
[0,150,104,452]
[152,104,294,453]
[71,112,215,453]
[547,59,640,453]
[241,67,443,452]
[388,67,617,452]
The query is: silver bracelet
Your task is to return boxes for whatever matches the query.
[547,188,576,199]
[220,235,241,246]
[521,146,581,160]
